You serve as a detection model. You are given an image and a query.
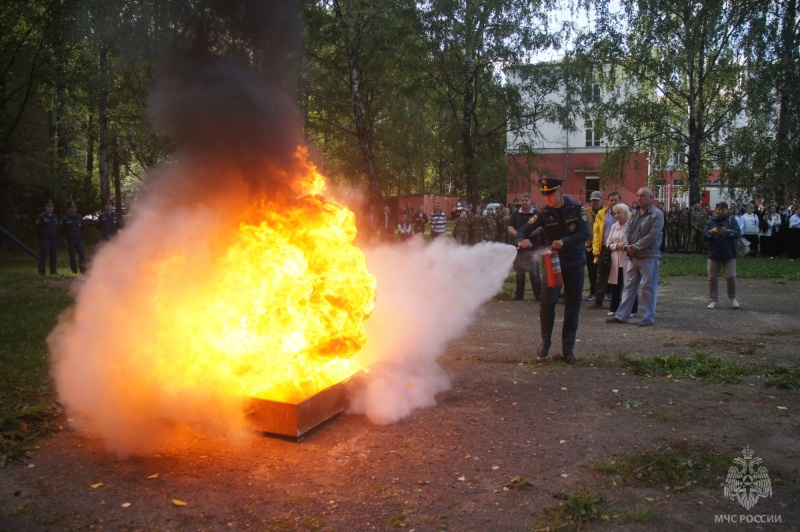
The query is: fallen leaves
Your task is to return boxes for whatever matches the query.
[91,483,104,489]
[172,499,187,506]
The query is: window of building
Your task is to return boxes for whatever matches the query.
[584,81,601,103]
[585,177,600,202]
[585,121,601,147]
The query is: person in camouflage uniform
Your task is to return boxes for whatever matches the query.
[677,205,691,252]
[453,211,470,244]
[484,208,498,242]
[689,204,707,253]
[469,207,486,244]
[402,200,415,222]
[496,207,509,243]
[666,204,680,252]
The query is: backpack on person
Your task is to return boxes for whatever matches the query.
[734,236,750,257]
[726,216,750,257]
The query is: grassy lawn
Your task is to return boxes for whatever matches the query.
[660,253,800,280]
[0,251,76,466]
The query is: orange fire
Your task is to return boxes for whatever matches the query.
[140,148,376,404]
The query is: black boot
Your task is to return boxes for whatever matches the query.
[538,341,550,358]
[563,347,576,364]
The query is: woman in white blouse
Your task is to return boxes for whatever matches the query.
[740,203,760,256]
[605,203,638,316]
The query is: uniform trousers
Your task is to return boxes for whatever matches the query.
[614,256,660,325]
[593,246,611,301]
[666,226,678,252]
[514,250,542,299]
[66,238,87,274]
[38,238,58,275]
[540,261,584,350]
[585,249,597,295]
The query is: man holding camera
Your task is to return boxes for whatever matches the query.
[703,202,741,309]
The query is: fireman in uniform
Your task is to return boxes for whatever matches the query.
[516,179,590,363]
[98,199,121,241]
[60,200,87,274]
[35,199,60,276]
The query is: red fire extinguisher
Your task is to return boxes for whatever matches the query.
[543,248,563,288]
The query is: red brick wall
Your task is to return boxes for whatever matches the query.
[507,151,650,208]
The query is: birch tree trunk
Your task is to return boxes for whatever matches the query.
[331,0,382,206]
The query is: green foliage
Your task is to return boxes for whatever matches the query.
[578,0,761,206]
[659,254,800,280]
[619,398,643,409]
[761,364,800,390]
[618,353,746,385]
[618,352,800,389]
[542,487,606,529]
[595,441,731,489]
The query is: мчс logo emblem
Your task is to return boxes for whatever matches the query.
[724,447,772,510]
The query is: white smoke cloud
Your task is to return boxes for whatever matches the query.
[350,238,515,424]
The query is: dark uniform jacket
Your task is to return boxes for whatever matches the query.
[35,213,59,239]
[60,214,84,240]
[515,197,590,266]
[98,211,120,238]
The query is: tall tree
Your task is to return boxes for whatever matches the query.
[579,0,760,206]
[417,0,558,206]
[0,1,58,234]
[720,0,800,203]
[331,0,382,206]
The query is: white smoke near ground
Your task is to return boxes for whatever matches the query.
[350,238,515,424]
[46,57,516,455]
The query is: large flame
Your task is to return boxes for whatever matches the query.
[157,149,374,403]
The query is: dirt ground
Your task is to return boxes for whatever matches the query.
[1,276,798,531]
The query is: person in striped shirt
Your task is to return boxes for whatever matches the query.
[429,202,447,239]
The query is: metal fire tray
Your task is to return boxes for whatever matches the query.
[246,374,358,441]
